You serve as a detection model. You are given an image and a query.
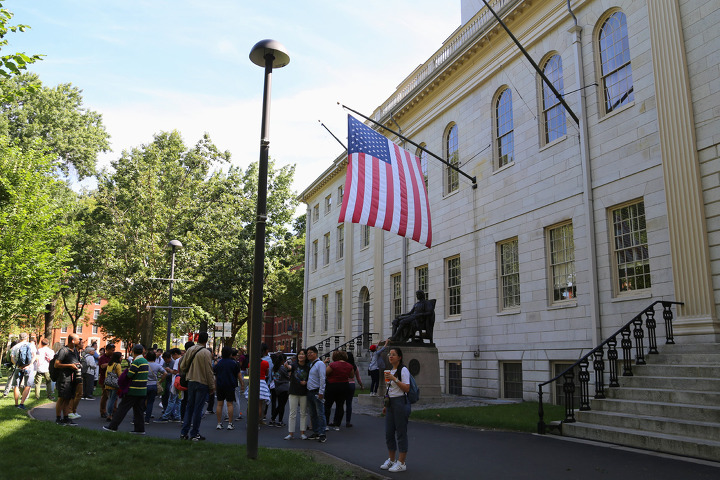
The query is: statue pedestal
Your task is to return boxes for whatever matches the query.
[358,345,442,407]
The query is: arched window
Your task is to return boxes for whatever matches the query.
[445,124,459,194]
[416,144,428,189]
[496,88,514,168]
[599,11,633,113]
[541,55,566,144]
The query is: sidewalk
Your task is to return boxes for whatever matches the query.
[30,394,720,480]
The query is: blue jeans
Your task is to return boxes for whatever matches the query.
[385,396,411,453]
[161,391,181,420]
[107,388,119,417]
[144,384,158,422]
[306,389,326,435]
[181,381,209,437]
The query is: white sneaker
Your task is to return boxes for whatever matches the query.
[227,423,235,430]
[284,434,293,440]
[68,413,81,419]
[216,423,223,430]
[388,462,406,472]
[380,459,396,470]
[300,434,308,440]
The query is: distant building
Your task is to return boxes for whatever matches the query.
[51,298,117,350]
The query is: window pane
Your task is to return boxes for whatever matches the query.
[542,55,566,143]
[496,89,514,167]
[613,202,651,292]
[599,12,634,112]
[447,256,461,315]
[503,363,523,399]
[549,223,576,302]
[446,125,459,193]
[500,239,520,309]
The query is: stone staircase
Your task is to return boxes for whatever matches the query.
[562,343,720,462]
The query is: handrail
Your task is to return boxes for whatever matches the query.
[537,300,683,434]
[307,335,344,356]
[317,332,380,361]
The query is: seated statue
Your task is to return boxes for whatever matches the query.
[391,290,435,344]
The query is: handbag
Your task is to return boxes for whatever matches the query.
[104,366,119,388]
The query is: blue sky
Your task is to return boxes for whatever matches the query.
[8,0,459,194]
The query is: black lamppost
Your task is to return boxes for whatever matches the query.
[247,39,289,460]
[166,240,182,351]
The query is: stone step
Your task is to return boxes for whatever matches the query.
[631,364,720,378]
[574,410,720,442]
[562,422,720,462]
[605,386,720,406]
[617,375,720,392]
[589,398,720,423]
[657,343,720,354]
[649,353,720,365]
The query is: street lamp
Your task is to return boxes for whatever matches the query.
[247,39,289,460]
[166,240,182,351]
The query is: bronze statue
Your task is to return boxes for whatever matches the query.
[391,290,436,344]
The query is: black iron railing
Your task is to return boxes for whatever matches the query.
[307,335,344,357]
[308,332,379,361]
[537,300,683,434]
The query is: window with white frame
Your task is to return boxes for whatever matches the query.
[337,225,344,260]
[310,298,316,334]
[547,222,576,303]
[325,194,332,215]
[323,233,330,266]
[611,201,650,294]
[92,325,98,334]
[338,185,344,206]
[541,54,566,144]
[312,240,318,271]
[61,326,68,333]
[322,295,329,331]
[312,204,319,222]
[391,273,402,318]
[446,255,461,316]
[77,324,83,334]
[445,124,459,194]
[499,238,520,310]
[416,264,428,299]
[93,309,100,320]
[361,224,370,248]
[495,88,514,168]
[598,10,634,113]
[335,290,343,331]
[60,338,66,346]
[416,144,428,189]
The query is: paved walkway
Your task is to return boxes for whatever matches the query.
[30,394,720,479]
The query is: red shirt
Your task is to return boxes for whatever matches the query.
[260,360,269,380]
[327,361,353,383]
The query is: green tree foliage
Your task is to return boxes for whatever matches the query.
[0,73,110,179]
[96,298,140,353]
[95,130,231,347]
[0,139,72,336]
[0,4,42,84]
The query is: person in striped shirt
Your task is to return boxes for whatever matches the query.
[103,344,149,434]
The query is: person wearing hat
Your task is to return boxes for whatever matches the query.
[103,343,149,434]
[368,338,390,396]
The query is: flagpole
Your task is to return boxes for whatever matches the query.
[480,0,579,125]
[340,103,477,188]
[318,120,347,150]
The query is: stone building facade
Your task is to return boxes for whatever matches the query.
[299,0,720,401]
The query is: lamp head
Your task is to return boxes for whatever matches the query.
[168,240,183,249]
[249,39,290,68]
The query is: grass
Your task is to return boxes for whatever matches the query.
[411,401,566,433]
[0,389,367,479]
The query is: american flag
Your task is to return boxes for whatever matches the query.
[338,115,432,248]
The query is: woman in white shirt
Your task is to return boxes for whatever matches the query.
[380,346,411,473]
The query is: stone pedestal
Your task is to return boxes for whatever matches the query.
[357,344,442,407]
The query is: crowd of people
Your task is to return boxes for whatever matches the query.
[2,332,413,472]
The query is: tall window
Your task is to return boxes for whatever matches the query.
[445,124,459,194]
[446,256,461,316]
[310,298,316,334]
[312,240,318,270]
[447,361,462,395]
[361,224,370,248]
[416,144,428,189]
[92,325,99,334]
[541,54,566,144]
[323,233,330,266]
[502,362,523,399]
[93,309,100,320]
[548,222,576,303]
[325,194,332,214]
[496,88,514,168]
[312,204,319,222]
[337,225,344,260]
[61,325,68,333]
[338,185,344,206]
[612,201,650,294]
[391,274,402,317]
[416,264,428,299]
[599,11,633,113]
[335,290,343,331]
[322,295,329,331]
[77,324,83,334]
[499,238,520,310]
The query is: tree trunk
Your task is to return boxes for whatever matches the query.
[44,299,56,340]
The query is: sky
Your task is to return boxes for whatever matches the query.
[7,0,460,199]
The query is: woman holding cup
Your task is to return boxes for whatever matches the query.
[380,345,411,473]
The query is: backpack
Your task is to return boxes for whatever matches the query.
[17,343,32,368]
[48,350,61,382]
[80,354,89,375]
[405,370,420,404]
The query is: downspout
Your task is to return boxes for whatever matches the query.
[302,205,311,347]
[567,1,602,345]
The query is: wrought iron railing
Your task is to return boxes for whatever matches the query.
[537,300,683,434]
[309,332,379,361]
[307,335,344,357]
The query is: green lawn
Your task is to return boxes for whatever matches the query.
[0,393,365,479]
[411,401,566,433]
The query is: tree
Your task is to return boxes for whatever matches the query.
[95,130,230,347]
[0,3,42,94]
[0,139,73,337]
[266,215,305,324]
[0,73,110,179]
